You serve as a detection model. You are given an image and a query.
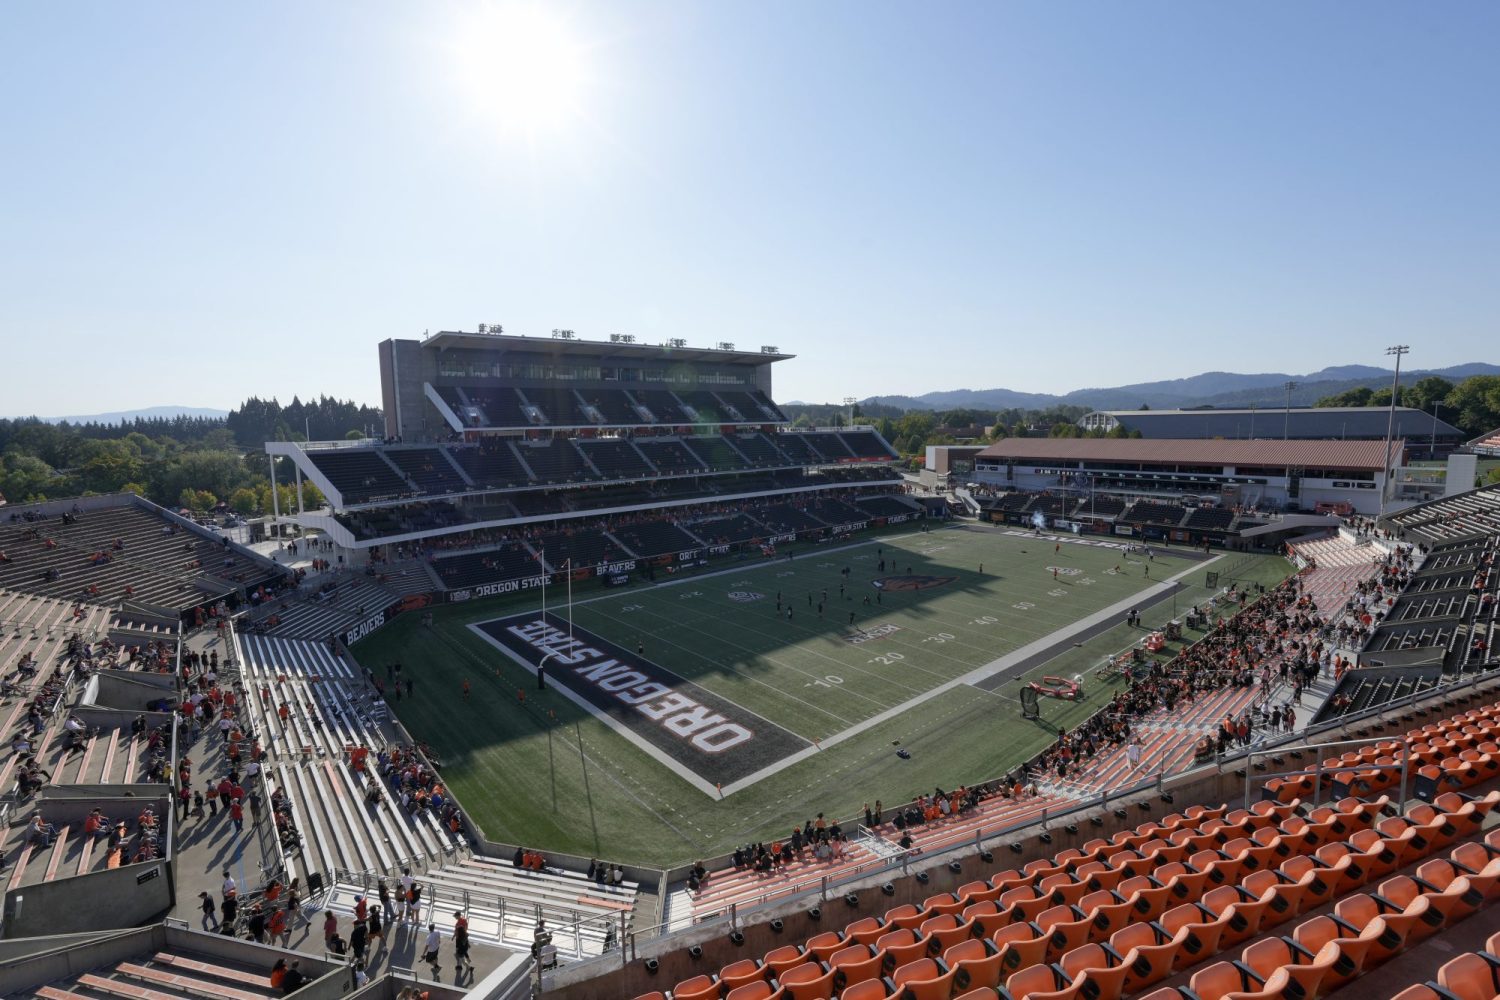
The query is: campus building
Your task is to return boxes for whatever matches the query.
[1076,405,1465,454]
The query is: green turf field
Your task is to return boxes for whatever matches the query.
[352,524,1293,866]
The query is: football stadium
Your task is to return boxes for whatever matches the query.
[7,5,1500,998]
[3,326,1500,1000]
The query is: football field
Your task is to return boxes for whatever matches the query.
[353,523,1293,864]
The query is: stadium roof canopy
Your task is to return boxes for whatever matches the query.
[422,329,795,364]
[1079,406,1464,441]
[976,437,1401,471]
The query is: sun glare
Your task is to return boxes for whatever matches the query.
[447,2,588,136]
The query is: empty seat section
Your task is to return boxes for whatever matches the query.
[450,442,533,488]
[577,438,655,479]
[515,440,595,484]
[839,431,896,459]
[432,544,541,588]
[732,433,792,467]
[688,513,769,544]
[537,528,631,569]
[384,448,467,494]
[304,450,413,503]
[463,386,533,428]
[684,436,751,471]
[524,388,594,427]
[612,522,701,558]
[634,390,692,424]
[583,388,644,424]
[635,439,703,474]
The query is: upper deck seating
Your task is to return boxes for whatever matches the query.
[450,441,532,489]
[577,438,655,479]
[462,386,533,428]
[801,433,852,461]
[748,389,789,421]
[580,388,644,424]
[678,391,734,422]
[732,433,792,468]
[635,439,703,475]
[839,431,896,459]
[684,436,752,472]
[514,439,595,485]
[384,448,467,494]
[634,390,693,424]
[305,449,413,504]
[523,387,594,427]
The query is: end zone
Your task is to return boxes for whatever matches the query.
[469,612,809,796]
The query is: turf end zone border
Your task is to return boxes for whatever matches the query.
[469,611,810,797]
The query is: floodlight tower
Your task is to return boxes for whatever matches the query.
[1379,345,1410,516]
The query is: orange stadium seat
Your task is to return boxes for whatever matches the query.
[778,962,834,1000]
[942,938,1003,992]
[890,957,958,1000]
[827,944,884,989]
[1005,962,1080,1000]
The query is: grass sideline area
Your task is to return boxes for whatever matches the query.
[352,523,1294,866]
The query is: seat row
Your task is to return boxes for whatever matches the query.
[1148,822,1500,1000]
[637,787,1494,1000]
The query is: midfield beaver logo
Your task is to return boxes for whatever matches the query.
[873,575,956,592]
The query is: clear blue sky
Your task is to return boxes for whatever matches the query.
[3,1,1497,415]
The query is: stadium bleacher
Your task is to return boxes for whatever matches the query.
[729,432,792,468]
[513,438,596,485]
[635,438,705,475]
[630,688,1500,1000]
[304,448,414,505]
[1386,482,1500,544]
[611,521,704,559]
[0,499,282,610]
[634,389,693,425]
[383,446,468,494]
[432,543,541,589]
[462,385,534,428]
[523,387,595,427]
[683,436,752,472]
[577,437,656,479]
[450,440,534,489]
[838,431,897,460]
[535,527,632,570]
[688,513,771,545]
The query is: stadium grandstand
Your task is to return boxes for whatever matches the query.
[5,330,1500,1000]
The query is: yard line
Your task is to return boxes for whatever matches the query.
[577,601,868,726]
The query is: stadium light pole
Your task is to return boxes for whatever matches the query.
[1379,345,1410,516]
[843,396,856,429]
[1430,400,1440,460]
[1282,382,1298,441]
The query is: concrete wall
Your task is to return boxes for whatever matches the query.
[0,926,163,994]
[4,856,174,939]
[88,672,176,712]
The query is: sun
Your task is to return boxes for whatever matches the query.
[446,2,589,136]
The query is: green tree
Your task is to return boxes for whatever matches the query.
[1406,376,1456,414]
[229,487,260,514]
[1447,376,1500,437]
[1315,387,1374,407]
[345,429,366,440]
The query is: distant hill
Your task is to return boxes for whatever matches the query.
[16,405,231,425]
[850,363,1500,412]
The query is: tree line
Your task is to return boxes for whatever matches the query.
[1315,374,1500,439]
[0,395,380,512]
